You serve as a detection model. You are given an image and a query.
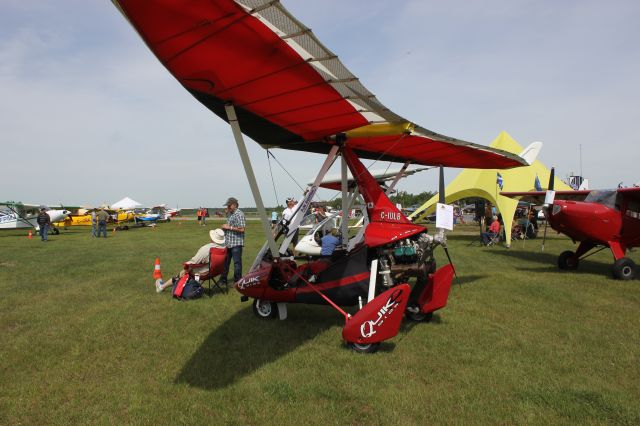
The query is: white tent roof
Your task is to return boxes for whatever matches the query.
[111,197,142,210]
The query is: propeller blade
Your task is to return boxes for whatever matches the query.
[542,167,554,251]
[438,166,445,204]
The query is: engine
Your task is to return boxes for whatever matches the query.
[376,232,438,287]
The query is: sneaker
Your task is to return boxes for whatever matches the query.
[155,279,164,293]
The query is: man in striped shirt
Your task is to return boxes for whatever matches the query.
[221,197,245,285]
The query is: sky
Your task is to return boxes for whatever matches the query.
[1,0,639,208]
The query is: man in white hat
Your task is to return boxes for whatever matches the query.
[155,228,226,292]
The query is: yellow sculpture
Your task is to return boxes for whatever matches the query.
[409,131,571,246]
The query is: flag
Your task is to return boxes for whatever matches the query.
[534,175,542,191]
[496,172,504,190]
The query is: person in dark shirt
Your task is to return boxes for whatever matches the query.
[36,208,51,241]
[96,208,110,238]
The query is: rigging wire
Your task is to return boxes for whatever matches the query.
[266,150,307,193]
[266,149,280,206]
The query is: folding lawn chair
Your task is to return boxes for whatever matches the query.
[184,247,228,296]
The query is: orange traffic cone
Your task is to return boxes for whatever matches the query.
[28,231,33,239]
[153,258,163,280]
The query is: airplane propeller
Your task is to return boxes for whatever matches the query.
[541,167,554,251]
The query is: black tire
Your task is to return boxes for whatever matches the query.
[405,308,434,322]
[612,257,636,280]
[349,342,380,354]
[51,228,60,235]
[558,250,579,270]
[252,299,278,319]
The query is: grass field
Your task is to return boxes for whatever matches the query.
[1,220,639,424]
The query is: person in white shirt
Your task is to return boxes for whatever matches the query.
[281,197,301,248]
[155,228,225,292]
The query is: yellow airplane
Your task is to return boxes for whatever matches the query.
[55,208,135,227]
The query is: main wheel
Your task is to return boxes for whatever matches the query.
[612,257,637,280]
[405,308,434,322]
[349,342,380,354]
[252,299,278,319]
[558,250,579,270]
[51,228,60,235]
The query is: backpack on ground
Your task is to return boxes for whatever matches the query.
[172,275,204,300]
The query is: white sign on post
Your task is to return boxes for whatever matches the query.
[435,203,454,230]
[544,190,556,205]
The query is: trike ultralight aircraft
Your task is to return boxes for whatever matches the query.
[113,0,527,351]
[502,169,640,280]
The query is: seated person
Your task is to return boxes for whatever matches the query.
[320,227,342,256]
[511,220,523,240]
[155,228,226,292]
[528,209,539,230]
[481,216,501,245]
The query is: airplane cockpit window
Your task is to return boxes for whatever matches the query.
[627,200,640,219]
[585,190,618,210]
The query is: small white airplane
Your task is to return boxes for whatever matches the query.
[295,213,365,256]
[0,202,70,234]
[135,204,177,223]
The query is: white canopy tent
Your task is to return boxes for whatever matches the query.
[111,197,142,210]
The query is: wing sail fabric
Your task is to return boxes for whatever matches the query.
[113,0,526,169]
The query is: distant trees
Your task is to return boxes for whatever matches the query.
[389,190,436,208]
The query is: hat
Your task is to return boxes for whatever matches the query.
[209,228,225,245]
[223,197,238,207]
[286,197,296,203]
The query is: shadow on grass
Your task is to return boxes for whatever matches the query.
[453,274,489,286]
[489,249,605,266]
[489,249,618,278]
[514,265,630,280]
[175,305,343,390]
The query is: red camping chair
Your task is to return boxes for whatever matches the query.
[183,247,228,295]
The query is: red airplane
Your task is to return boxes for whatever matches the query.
[502,170,640,280]
[113,0,526,352]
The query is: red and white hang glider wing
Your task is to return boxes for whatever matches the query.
[112,0,526,169]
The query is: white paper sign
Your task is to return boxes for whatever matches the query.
[544,190,556,205]
[435,203,454,230]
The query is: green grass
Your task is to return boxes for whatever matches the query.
[1,220,639,424]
